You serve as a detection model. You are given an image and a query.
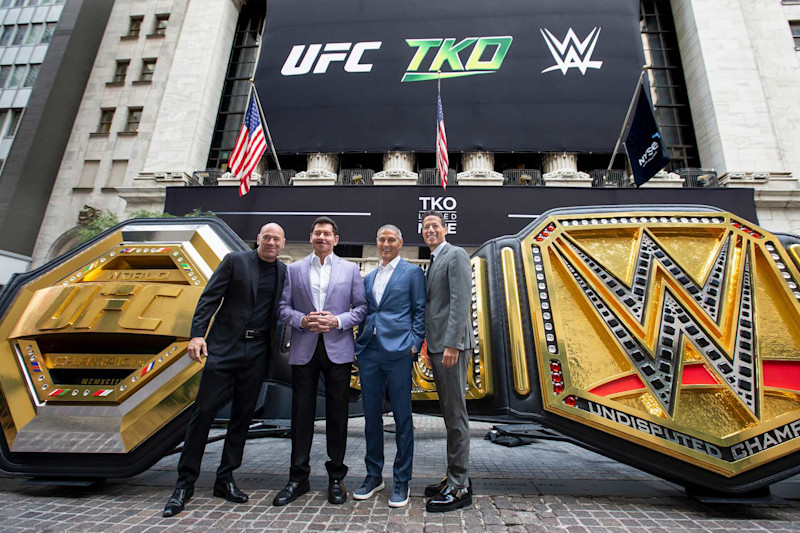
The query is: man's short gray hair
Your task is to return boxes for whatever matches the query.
[377,224,403,240]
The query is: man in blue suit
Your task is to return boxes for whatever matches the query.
[353,224,425,508]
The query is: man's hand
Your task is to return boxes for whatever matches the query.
[304,311,338,333]
[313,311,339,332]
[443,346,459,368]
[187,337,207,362]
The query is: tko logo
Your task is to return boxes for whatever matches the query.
[540,27,603,75]
[281,41,382,76]
[402,36,512,82]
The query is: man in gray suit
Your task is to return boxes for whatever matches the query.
[420,210,476,512]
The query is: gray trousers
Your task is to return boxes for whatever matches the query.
[429,349,470,489]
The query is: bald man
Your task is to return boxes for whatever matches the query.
[164,223,287,517]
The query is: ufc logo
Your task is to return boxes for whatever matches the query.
[281,41,382,76]
[31,283,185,332]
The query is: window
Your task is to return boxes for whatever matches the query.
[76,160,99,189]
[97,108,114,134]
[125,16,143,39]
[151,14,169,37]
[11,25,26,46]
[124,107,142,133]
[0,0,12,8]
[138,58,156,82]
[0,66,10,88]
[4,108,22,137]
[23,64,38,87]
[25,23,43,45]
[792,22,800,48]
[105,160,128,188]
[13,0,26,7]
[6,65,25,88]
[0,26,14,46]
[40,23,55,44]
[111,60,128,84]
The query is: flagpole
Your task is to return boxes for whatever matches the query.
[607,65,648,171]
[248,22,282,172]
[250,81,282,171]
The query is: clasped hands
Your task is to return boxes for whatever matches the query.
[301,310,338,333]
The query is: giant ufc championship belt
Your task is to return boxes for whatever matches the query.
[1,207,799,495]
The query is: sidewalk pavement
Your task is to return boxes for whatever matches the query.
[0,415,798,532]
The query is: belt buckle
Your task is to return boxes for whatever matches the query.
[245,329,256,339]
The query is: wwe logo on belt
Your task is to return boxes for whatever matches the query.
[540,27,603,75]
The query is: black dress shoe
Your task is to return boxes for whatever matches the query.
[213,480,248,503]
[425,485,472,513]
[424,477,447,497]
[273,480,310,506]
[328,478,347,505]
[424,476,471,497]
[163,487,193,517]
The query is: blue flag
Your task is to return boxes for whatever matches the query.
[625,85,669,186]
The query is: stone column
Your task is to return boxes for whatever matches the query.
[373,152,418,185]
[292,153,339,186]
[542,152,591,187]
[138,0,240,178]
[456,152,503,186]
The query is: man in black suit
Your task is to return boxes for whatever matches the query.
[163,223,287,517]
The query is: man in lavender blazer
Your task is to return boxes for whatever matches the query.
[274,216,367,507]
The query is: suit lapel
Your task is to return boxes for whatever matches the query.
[324,255,343,307]
[426,244,450,290]
[378,259,404,309]
[364,270,377,308]
[249,250,259,301]
[271,260,286,319]
[299,255,314,306]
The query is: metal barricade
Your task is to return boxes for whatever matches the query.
[502,169,543,186]
[418,168,456,186]
[261,169,295,186]
[337,168,374,185]
[676,168,719,187]
[589,169,632,188]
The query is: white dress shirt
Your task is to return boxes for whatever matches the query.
[310,253,332,311]
[430,240,449,265]
[308,252,342,329]
[373,255,401,306]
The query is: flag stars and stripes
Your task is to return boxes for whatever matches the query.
[436,86,449,190]
[228,93,267,196]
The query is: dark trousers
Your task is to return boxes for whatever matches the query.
[290,336,352,482]
[176,337,267,488]
[359,338,414,483]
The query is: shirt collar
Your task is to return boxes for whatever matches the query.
[379,256,401,271]
[311,253,334,266]
[431,241,449,259]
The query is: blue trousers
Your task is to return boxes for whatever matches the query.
[358,339,414,483]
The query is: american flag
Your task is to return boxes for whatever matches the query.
[228,93,267,196]
[436,84,448,190]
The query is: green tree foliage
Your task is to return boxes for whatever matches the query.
[76,208,216,243]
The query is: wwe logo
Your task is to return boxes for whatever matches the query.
[540,27,603,75]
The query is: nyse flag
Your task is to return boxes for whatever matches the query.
[625,85,670,187]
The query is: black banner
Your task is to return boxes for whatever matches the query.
[256,0,644,153]
[164,187,758,247]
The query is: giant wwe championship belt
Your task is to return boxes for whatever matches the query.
[0,207,799,494]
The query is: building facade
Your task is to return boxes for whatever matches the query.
[11,0,800,270]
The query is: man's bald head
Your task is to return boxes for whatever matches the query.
[256,222,286,262]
